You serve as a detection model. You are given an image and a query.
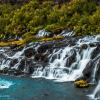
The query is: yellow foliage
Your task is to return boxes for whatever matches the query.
[0,40,25,47]
[74,80,89,88]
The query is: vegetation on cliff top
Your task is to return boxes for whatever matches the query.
[0,0,100,42]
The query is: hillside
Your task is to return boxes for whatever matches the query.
[0,0,100,42]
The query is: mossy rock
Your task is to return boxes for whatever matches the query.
[74,80,89,88]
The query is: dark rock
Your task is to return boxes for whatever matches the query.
[10,59,18,67]
[83,60,93,82]
[8,69,15,75]
[66,55,76,67]
[3,67,9,74]
[66,49,76,67]
[91,46,100,59]
[80,44,88,49]
[37,43,53,53]
[24,48,35,58]
[10,44,18,50]
[14,70,24,76]
[18,59,25,71]
[29,67,34,74]
[50,54,57,63]
[89,43,96,47]
[95,59,100,82]
[34,53,48,63]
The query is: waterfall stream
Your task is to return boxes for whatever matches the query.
[89,80,100,100]
[0,34,99,99]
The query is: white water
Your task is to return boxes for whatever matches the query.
[0,78,14,89]
[91,57,100,83]
[0,34,99,99]
[0,35,99,82]
[32,45,95,82]
[89,80,100,100]
[32,35,100,82]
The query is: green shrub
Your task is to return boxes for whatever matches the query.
[0,0,99,40]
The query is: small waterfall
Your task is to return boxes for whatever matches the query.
[91,57,100,83]
[89,80,100,100]
[32,38,97,82]
[0,34,99,83]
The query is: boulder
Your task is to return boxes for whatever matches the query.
[10,59,18,67]
[34,53,48,63]
[66,55,76,67]
[18,59,25,71]
[36,30,53,38]
[83,60,93,82]
[80,44,88,49]
[24,48,35,58]
[66,49,76,67]
[91,46,100,59]
[37,43,53,53]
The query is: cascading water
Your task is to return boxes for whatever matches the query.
[0,33,99,99]
[0,35,99,83]
[32,43,96,82]
[89,80,100,100]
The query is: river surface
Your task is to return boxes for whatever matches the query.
[0,75,94,100]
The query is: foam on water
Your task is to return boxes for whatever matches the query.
[88,80,100,100]
[0,78,14,89]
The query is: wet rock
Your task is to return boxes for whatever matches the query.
[18,59,25,71]
[14,70,24,76]
[0,53,6,59]
[95,35,100,41]
[3,67,9,74]
[36,30,53,38]
[80,44,88,49]
[12,46,24,52]
[50,54,57,63]
[10,59,18,67]
[66,55,76,67]
[29,67,34,74]
[91,46,100,59]
[60,30,75,37]
[95,59,100,82]
[37,43,53,53]
[83,60,93,81]
[66,49,76,67]
[24,48,35,58]
[89,43,96,47]
[34,53,48,63]
[8,69,15,75]
[10,44,18,50]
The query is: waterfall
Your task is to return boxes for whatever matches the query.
[89,80,100,100]
[0,34,99,83]
[91,55,100,83]
[32,45,95,82]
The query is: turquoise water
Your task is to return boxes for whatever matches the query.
[0,75,91,100]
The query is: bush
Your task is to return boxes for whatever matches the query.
[0,0,99,40]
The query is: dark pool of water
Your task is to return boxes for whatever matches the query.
[0,75,93,100]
